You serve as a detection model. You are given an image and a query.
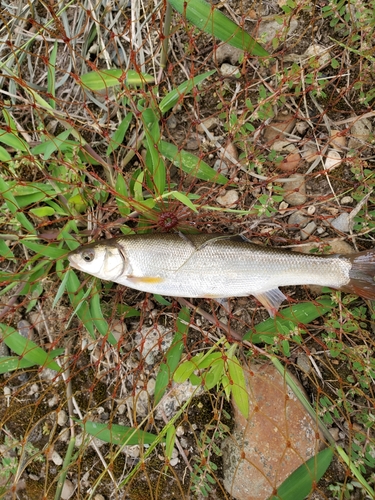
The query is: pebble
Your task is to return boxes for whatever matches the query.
[271,140,296,152]
[220,63,240,77]
[341,196,353,205]
[197,117,218,133]
[330,212,351,233]
[263,112,296,143]
[215,43,244,65]
[300,221,317,240]
[213,159,229,176]
[288,210,309,227]
[324,149,342,171]
[17,320,34,340]
[166,115,177,129]
[278,201,289,214]
[304,44,331,65]
[348,116,372,149]
[222,363,321,500]
[217,189,239,207]
[295,121,309,135]
[61,479,75,500]
[282,173,307,206]
[57,410,68,426]
[51,451,63,466]
[302,144,320,163]
[258,18,298,44]
[278,151,301,172]
[329,427,340,442]
[297,354,312,374]
[329,129,346,151]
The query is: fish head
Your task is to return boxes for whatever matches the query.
[68,241,128,281]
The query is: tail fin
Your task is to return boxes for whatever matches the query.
[342,250,375,299]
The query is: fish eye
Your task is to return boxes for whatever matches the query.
[82,249,95,262]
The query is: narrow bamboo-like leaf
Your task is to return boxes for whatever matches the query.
[173,360,197,383]
[0,240,14,259]
[0,144,11,160]
[80,69,154,91]
[227,354,249,419]
[115,174,131,216]
[31,129,73,160]
[268,447,333,500]
[48,41,58,109]
[0,356,38,374]
[165,425,177,462]
[159,70,216,114]
[66,270,95,338]
[0,177,36,234]
[21,240,68,259]
[159,140,228,184]
[106,112,133,155]
[204,358,224,390]
[29,207,55,217]
[142,109,166,193]
[80,420,159,445]
[89,291,118,345]
[0,324,61,372]
[169,0,269,56]
[162,191,198,212]
[243,297,335,343]
[154,308,189,404]
[53,270,70,309]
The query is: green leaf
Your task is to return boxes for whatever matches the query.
[89,291,118,345]
[21,240,68,259]
[165,425,177,461]
[0,177,36,234]
[79,420,160,446]
[115,174,131,216]
[227,353,249,419]
[0,240,14,259]
[154,307,189,404]
[0,324,61,372]
[168,0,269,56]
[159,70,216,114]
[0,144,11,161]
[48,41,58,109]
[174,360,197,383]
[80,69,154,91]
[0,356,38,374]
[142,109,166,193]
[106,113,133,155]
[159,140,228,184]
[31,129,75,160]
[66,270,95,338]
[243,297,335,343]
[162,191,198,212]
[268,447,333,500]
[29,207,55,217]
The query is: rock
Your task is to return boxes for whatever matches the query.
[197,117,218,132]
[271,140,296,152]
[220,63,240,77]
[297,354,312,374]
[295,121,309,135]
[288,210,309,227]
[134,325,171,365]
[307,205,316,215]
[213,159,229,176]
[57,410,68,426]
[324,149,342,171]
[304,44,331,66]
[329,130,346,151]
[51,450,63,466]
[263,112,296,144]
[217,190,239,207]
[222,363,321,500]
[300,221,317,240]
[166,115,177,129]
[215,43,244,65]
[330,212,351,233]
[293,240,355,256]
[282,174,307,206]
[185,137,200,150]
[61,479,75,500]
[278,201,289,214]
[258,18,298,44]
[278,151,301,172]
[220,141,238,163]
[348,116,372,149]
[302,144,319,163]
[341,196,353,205]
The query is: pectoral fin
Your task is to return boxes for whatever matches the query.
[127,276,164,284]
[253,288,287,318]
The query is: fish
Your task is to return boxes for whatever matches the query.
[67,232,375,317]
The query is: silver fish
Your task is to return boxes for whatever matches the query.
[68,233,375,316]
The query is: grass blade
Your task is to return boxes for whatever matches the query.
[168,0,269,56]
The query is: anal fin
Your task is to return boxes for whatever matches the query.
[254,288,287,318]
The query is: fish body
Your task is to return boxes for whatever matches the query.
[68,233,375,316]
